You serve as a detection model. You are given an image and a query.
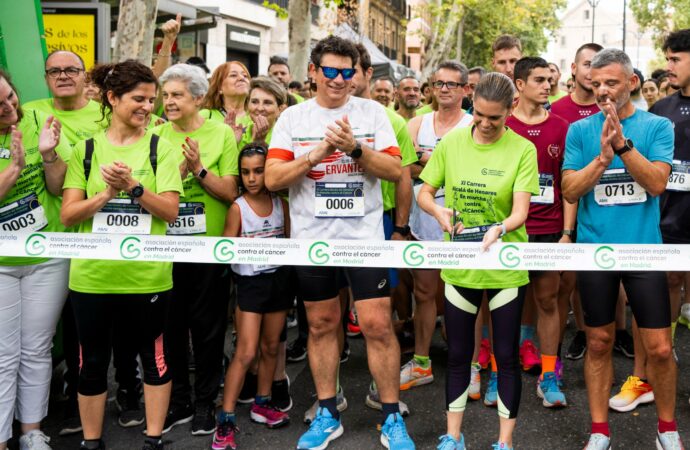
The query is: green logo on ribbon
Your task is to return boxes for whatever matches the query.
[403,243,425,267]
[25,233,47,256]
[308,241,330,265]
[594,245,615,270]
[120,236,141,260]
[213,239,235,262]
[498,244,521,268]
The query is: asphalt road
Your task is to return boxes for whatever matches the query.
[34,317,690,449]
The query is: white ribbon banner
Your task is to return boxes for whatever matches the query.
[1,232,687,271]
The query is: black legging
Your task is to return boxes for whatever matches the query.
[445,284,526,419]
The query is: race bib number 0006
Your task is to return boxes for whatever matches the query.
[315,182,364,218]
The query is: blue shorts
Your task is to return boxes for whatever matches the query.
[383,210,399,289]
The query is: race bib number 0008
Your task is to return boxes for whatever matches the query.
[92,198,152,235]
[315,182,364,218]
[0,193,48,232]
[594,169,647,206]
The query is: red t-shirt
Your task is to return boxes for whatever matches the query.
[550,94,600,124]
[506,112,569,235]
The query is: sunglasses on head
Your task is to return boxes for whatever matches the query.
[319,66,356,80]
[240,145,268,155]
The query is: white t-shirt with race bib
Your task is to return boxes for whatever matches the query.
[268,97,400,240]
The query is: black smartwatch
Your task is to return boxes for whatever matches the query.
[613,138,634,156]
[393,224,411,236]
[196,167,208,179]
[129,183,144,198]
[349,141,363,159]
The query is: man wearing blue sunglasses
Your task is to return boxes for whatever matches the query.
[266,36,414,450]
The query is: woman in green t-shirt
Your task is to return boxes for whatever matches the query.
[60,60,183,450]
[417,72,538,450]
[239,76,288,150]
[200,61,252,142]
[154,63,239,431]
[0,69,70,450]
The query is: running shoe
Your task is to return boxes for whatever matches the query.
[492,443,513,450]
[287,338,308,363]
[365,382,410,417]
[656,431,685,450]
[211,421,238,450]
[161,403,194,434]
[380,412,415,450]
[583,433,611,450]
[469,363,481,400]
[614,330,634,358]
[537,372,567,407]
[555,357,564,386]
[250,402,290,428]
[141,438,164,450]
[191,403,216,436]
[347,308,361,337]
[679,304,690,329]
[78,439,105,450]
[304,387,348,424]
[19,430,51,450]
[400,359,433,390]
[484,371,498,407]
[340,340,351,364]
[116,387,145,428]
[271,376,293,412]
[287,310,298,328]
[237,372,257,404]
[608,375,654,412]
[297,407,343,450]
[566,330,587,360]
[519,339,541,372]
[478,338,491,369]
[59,399,82,436]
[437,434,465,450]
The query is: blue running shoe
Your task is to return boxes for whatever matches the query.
[437,434,465,450]
[492,442,513,450]
[296,407,343,450]
[380,413,415,450]
[537,372,567,408]
[484,372,498,407]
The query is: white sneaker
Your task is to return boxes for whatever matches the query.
[303,386,348,424]
[19,430,52,450]
[583,433,611,450]
[680,304,690,328]
[469,362,481,400]
[399,358,433,390]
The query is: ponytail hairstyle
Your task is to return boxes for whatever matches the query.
[90,59,158,124]
[473,72,516,110]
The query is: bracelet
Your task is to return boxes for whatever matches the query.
[306,151,315,168]
[42,152,59,164]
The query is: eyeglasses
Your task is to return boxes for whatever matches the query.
[319,66,356,80]
[45,67,84,79]
[432,81,466,90]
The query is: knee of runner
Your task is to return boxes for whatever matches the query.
[260,339,280,358]
[645,339,673,362]
[308,313,340,337]
[358,316,394,341]
[586,329,614,355]
[234,347,259,367]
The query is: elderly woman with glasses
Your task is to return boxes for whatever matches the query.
[152,63,240,435]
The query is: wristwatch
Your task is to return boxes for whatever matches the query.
[393,224,411,236]
[497,222,507,237]
[613,138,634,156]
[562,229,574,237]
[196,167,208,179]
[349,141,363,159]
[129,183,144,198]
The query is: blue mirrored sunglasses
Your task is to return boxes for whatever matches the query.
[320,66,356,80]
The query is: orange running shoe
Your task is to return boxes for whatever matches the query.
[608,375,654,412]
[399,359,433,390]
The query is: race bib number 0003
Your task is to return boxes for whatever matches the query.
[667,159,690,192]
[0,193,48,232]
[167,202,206,235]
[315,182,364,218]
[93,198,152,234]
[594,169,647,206]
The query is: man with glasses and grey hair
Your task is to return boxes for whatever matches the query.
[402,61,474,394]
[562,48,681,450]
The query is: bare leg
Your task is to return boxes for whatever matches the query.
[304,298,341,400]
[257,311,288,396]
[143,382,171,436]
[584,324,616,423]
[640,328,676,422]
[222,311,262,412]
[78,393,107,439]
[410,269,440,357]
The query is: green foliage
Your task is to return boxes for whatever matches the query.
[427,0,566,69]
[264,0,288,19]
[630,0,690,47]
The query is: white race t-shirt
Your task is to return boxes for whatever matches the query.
[268,96,400,240]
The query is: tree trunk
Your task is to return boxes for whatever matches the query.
[358,0,370,37]
[422,1,462,78]
[113,0,158,64]
[288,0,312,85]
[455,16,464,61]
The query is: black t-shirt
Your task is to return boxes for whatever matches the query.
[650,92,690,243]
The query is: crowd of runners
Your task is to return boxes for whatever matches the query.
[1,16,690,450]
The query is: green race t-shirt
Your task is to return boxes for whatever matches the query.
[23,98,105,145]
[0,110,72,266]
[548,90,567,104]
[420,126,539,289]
[381,108,418,211]
[153,119,238,236]
[239,122,274,150]
[63,130,183,294]
[416,104,434,116]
